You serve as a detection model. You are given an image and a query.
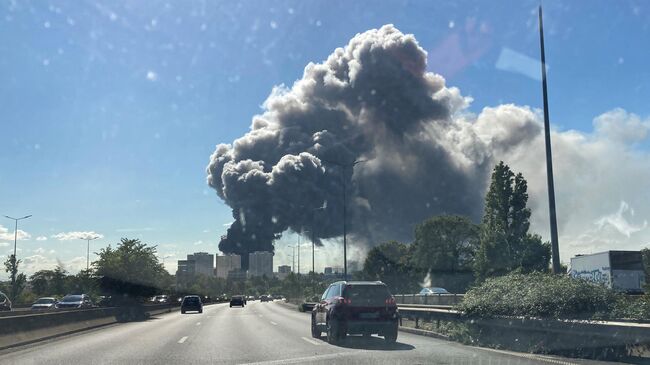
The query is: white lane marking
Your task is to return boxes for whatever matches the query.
[242,352,357,365]
[258,314,263,318]
[270,321,278,325]
[472,346,581,365]
[300,336,320,346]
[177,336,188,344]
[196,322,201,326]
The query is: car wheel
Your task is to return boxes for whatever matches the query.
[384,330,397,344]
[229,304,232,308]
[181,310,185,314]
[199,309,203,313]
[311,316,321,339]
[326,319,339,344]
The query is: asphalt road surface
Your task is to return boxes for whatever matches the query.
[0,301,618,365]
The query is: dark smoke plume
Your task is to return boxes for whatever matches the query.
[207,25,540,268]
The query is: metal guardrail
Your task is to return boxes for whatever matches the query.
[394,293,464,306]
[395,303,650,356]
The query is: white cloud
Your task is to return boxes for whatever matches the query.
[0,242,8,247]
[0,255,87,279]
[33,247,46,254]
[193,240,204,245]
[36,236,48,241]
[52,231,104,240]
[595,201,647,238]
[593,108,650,144]
[0,224,31,241]
[493,107,650,260]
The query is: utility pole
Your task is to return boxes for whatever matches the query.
[297,233,301,275]
[539,6,561,274]
[85,236,99,271]
[288,245,296,273]
[3,214,31,301]
[322,159,366,280]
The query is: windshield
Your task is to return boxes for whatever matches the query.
[1,1,649,364]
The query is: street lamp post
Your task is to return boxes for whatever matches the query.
[297,233,301,275]
[538,6,561,274]
[3,214,32,299]
[85,237,99,271]
[321,159,366,280]
[288,245,296,273]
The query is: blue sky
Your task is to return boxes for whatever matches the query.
[1,1,649,277]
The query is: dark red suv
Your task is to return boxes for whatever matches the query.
[311,281,399,344]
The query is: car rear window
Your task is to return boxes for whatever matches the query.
[343,285,391,305]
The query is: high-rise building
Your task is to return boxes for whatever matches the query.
[177,259,196,276]
[216,254,241,279]
[187,252,214,277]
[248,251,273,277]
[276,264,291,280]
[176,259,196,286]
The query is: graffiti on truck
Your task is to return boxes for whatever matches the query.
[569,267,611,285]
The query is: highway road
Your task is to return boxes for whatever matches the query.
[0,301,617,365]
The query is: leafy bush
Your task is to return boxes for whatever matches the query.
[611,295,650,320]
[458,272,618,319]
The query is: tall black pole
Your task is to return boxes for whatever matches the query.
[87,239,90,271]
[539,6,561,274]
[311,226,315,274]
[342,173,347,281]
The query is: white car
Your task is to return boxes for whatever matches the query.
[31,297,58,311]
[419,287,450,295]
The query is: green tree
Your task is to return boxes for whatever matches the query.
[30,269,55,296]
[474,162,550,280]
[4,255,26,301]
[361,241,418,294]
[411,215,479,274]
[52,264,68,295]
[94,238,168,299]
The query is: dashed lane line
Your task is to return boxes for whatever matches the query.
[270,321,278,326]
[177,336,188,344]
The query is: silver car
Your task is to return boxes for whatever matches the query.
[31,297,58,311]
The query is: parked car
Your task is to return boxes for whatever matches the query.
[229,295,245,308]
[419,287,450,295]
[31,297,58,311]
[0,291,11,311]
[247,295,255,302]
[55,294,93,309]
[260,295,271,302]
[312,281,399,344]
[181,295,203,314]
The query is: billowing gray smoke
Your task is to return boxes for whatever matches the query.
[206,25,540,268]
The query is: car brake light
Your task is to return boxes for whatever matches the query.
[385,297,396,305]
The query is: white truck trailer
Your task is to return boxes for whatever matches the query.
[568,250,646,293]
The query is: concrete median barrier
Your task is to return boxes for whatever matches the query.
[0,304,173,350]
